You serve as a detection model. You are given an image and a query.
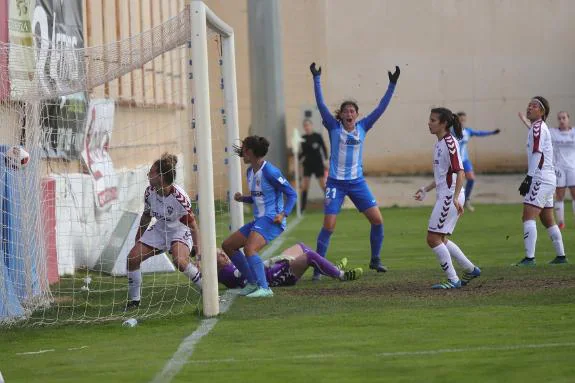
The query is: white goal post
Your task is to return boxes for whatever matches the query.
[189,1,243,317]
[0,1,242,324]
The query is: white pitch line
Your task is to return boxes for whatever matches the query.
[151,216,303,383]
[186,341,575,365]
[16,349,55,356]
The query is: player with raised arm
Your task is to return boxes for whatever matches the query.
[299,118,328,212]
[125,153,201,310]
[310,62,399,277]
[415,108,481,289]
[549,111,575,230]
[454,111,501,212]
[217,243,362,289]
[516,97,568,266]
[221,136,297,298]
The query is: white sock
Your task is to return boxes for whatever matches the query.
[183,263,202,289]
[547,225,565,257]
[572,200,575,217]
[523,220,537,259]
[432,244,458,281]
[554,200,565,224]
[127,270,142,301]
[445,240,475,272]
[338,270,345,280]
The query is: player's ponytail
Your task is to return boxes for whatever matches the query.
[153,152,178,185]
[430,107,462,139]
[232,135,270,158]
[451,113,463,140]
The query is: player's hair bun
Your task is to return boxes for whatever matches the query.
[161,152,178,167]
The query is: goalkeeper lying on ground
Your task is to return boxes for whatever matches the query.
[216,242,363,289]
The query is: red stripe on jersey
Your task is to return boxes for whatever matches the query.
[172,187,192,213]
[446,168,453,189]
[532,120,542,153]
[444,135,462,172]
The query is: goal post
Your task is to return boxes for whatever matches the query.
[189,0,243,317]
[0,1,242,325]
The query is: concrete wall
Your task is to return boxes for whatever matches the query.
[206,0,575,174]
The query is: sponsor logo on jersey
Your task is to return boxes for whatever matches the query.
[345,137,361,145]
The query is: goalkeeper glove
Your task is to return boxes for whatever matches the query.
[310,62,322,77]
[388,66,400,84]
[518,175,532,196]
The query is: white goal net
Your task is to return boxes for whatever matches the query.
[0,1,241,326]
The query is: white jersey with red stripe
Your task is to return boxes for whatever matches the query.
[144,184,192,232]
[433,134,463,195]
[527,120,555,184]
[550,127,575,171]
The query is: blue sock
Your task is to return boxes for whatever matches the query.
[316,228,333,258]
[246,254,268,289]
[230,250,256,284]
[370,224,384,264]
[465,179,475,202]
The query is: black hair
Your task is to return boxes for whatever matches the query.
[334,100,359,122]
[232,135,270,158]
[456,111,466,117]
[430,107,463,140]
[532,96,550,121]
[152,152,178,185]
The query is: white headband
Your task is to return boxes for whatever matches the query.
[531,98,546,114]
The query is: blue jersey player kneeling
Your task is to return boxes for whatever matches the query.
[221,135,297,298]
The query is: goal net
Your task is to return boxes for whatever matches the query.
[0,1,241,326]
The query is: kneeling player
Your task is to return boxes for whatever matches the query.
[217,243,363,289]
[415,108,481,289]
[125,153,202,310]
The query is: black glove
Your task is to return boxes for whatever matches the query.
[310,62,322,77]
[388,65,400,84]
[518,175,532,196]
[493,129,501,134]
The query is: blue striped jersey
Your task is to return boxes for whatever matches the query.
[245,161,297,227]
[313,76,396,181]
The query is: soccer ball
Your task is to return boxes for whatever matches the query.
[5,146,30,170]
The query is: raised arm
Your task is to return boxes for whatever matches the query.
[518,112,531,129]
[310,63,338,130]
[468,128,501,137]
[361,66,400,131]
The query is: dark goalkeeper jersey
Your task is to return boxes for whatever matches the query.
[299,132,328,167]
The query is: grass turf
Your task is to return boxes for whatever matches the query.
[2,204,575,382]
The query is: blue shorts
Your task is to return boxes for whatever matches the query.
[462,159,473,173]
[239,216,284,243]
[323,177,377,215]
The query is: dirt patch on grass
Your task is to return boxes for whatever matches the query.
[281,277,575,299]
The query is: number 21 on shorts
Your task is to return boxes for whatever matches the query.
[325,187,336,199]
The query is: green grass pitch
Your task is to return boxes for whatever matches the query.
[2,204,575,382]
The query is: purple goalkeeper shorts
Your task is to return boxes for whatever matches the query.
[266,260,298,287]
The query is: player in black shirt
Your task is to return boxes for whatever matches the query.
[299,119,328,212]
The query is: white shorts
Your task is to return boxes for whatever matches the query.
[139,224,193,253]
[523,180,554,209]
[555,167,575,188]
[428,192,465,235]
